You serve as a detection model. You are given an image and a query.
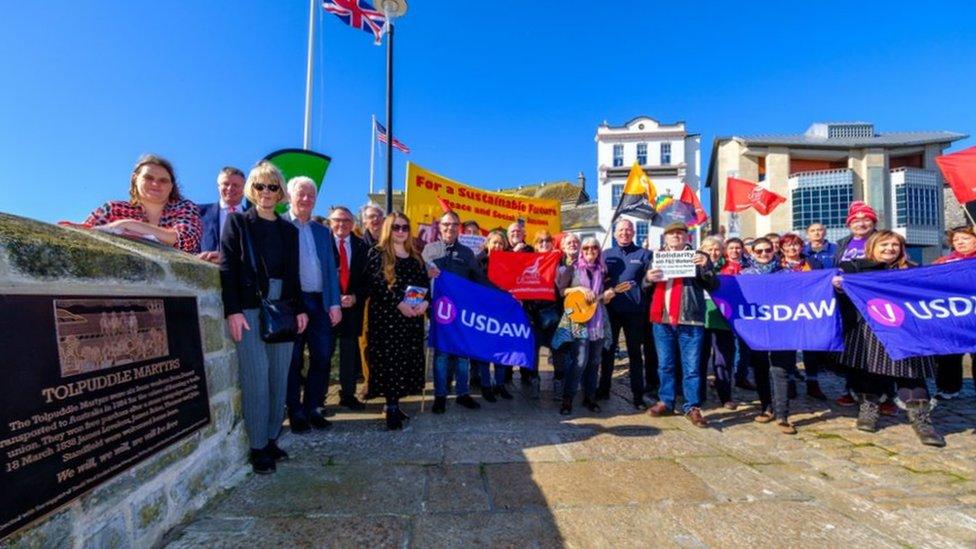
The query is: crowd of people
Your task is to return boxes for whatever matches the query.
[69,155,975,473]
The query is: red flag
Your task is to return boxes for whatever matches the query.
[936,146,976,204]
[437,196,453,213]
[679,183,708,227]
[724,177,786,216]
[487,251,561,301]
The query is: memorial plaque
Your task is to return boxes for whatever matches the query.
[0,295,211,541]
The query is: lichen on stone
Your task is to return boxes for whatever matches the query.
[0,213,164,281]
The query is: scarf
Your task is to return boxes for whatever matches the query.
[935,250,976,264]
[744,259,780,275]
[780,257,812,272]
[576,257,606,335]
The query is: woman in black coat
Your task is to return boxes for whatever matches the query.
[832,230,943,447]
[220,161,308,473]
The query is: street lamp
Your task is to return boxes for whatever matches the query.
[380,0,408,214]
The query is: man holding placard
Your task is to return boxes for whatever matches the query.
[645,222,719,428]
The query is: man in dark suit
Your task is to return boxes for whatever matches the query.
[284,177,342,432]
[328,206,369,410]
[197,166,246,263]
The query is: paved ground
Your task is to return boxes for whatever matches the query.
[166,355,976,548]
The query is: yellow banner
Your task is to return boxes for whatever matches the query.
[404,162,561,236]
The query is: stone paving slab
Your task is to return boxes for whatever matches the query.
[165,355,976,548]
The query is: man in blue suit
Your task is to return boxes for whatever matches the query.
[197,166,246,263]
[284,176,342,432]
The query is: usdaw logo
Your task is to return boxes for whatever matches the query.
[866,298,905,327]
[434,296,457,324]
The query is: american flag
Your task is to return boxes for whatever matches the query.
[375,120,411,153]
[322,0,386,45]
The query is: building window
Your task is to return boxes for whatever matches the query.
[612,144,624,167]
[789,169,854,238]
[636,143,647,165]
[660,142,671,165]
[611,183,623,207]
[635,221,648,247]
[895,184,939,227]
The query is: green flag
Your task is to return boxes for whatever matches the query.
[263,148,332,213]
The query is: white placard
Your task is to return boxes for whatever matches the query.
[458,234,486,253]
[652,250,697,280]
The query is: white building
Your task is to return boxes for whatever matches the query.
[596,116,702,248]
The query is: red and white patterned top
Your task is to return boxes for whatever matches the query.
[83,199,203,253]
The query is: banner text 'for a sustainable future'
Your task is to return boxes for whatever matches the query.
[404,163,561,236]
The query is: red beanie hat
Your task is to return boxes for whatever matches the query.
[846,201,878,226]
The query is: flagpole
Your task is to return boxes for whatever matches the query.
[302,0,316,149]
[384,22,395,214]
[369,115,376,195]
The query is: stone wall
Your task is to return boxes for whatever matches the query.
[0,213,247,548]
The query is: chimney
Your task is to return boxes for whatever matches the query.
[577,171,585,187]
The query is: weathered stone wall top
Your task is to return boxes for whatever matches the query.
[0,212,247,549]
[0,212,218,292]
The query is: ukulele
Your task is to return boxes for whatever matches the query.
[564,281,635,323]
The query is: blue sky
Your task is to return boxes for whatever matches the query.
[2,1,974,223]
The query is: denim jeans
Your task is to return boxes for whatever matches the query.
[564,338,601,400]
[733,335,750,383]
[471,359,506,388]
[652,323,704,413]
[433,351,470,397]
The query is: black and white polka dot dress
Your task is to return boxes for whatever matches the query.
[365,249,428,399]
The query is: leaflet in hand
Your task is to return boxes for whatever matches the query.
[403,285,428,306]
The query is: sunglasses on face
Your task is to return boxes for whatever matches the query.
[391,223,410,233]
[253,183,280,193]
[754,248,774,254]
[538,238,553,244]
[581,246,600,251]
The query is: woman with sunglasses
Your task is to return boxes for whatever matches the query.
[553,236,614,415]
[364,212,430,430]
[931,225,976,401]
[741,237,797,434]
[833,231,944,446]
[220,161,308,474]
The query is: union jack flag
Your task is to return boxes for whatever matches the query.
[322,0,386,45]
[375,120,411,153]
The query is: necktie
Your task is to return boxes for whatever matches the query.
[228,205,237,213]
[338,238,350,294]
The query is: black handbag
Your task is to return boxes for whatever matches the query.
[241,220,298,343]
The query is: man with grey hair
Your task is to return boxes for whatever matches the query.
[601,218,657,408]
[197,166,246,262]
[423,210,491,413]
[359,203,384,247]
[284,177,342,433]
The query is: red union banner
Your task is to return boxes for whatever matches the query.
[488,251,561,301]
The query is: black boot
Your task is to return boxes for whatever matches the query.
[806,380,827,400]
[582,397,601,413]
[456,394,481,410]
[249,448,275,474]
[559,397,573,416]
[905,400,945,447]
[495,385,514,400]
[386,405,404,430]
[264,440,289,461]
[481,385,497,403]
[856,395,880,433]
[432,396,447,414]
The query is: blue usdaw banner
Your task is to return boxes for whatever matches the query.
[841,260,976,360]
[429,271,536,368]
[711,269,844,351]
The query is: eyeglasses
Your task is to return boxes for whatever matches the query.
[440,222,460,228]
[538,238,553,244]
[391,223,410,233]
[753,248,774,254]
[253,183,280,193]
[581,246,600,251]
[329,218,353,224]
